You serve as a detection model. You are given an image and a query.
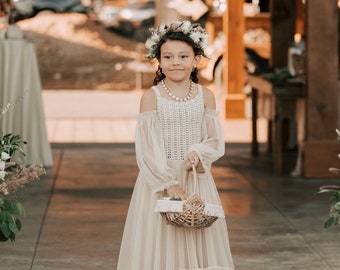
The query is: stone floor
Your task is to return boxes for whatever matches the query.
[1,142,340,270]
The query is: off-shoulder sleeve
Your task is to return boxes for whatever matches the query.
[135,111,178,193]
[186,109,225,171]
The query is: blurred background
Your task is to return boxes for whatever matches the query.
[1,0,271,92]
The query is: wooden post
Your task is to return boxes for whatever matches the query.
[251,87,259,156]
[295,0,305,36]
[270,0,296,68]
[224,0,246,118]
[303,0,340,178]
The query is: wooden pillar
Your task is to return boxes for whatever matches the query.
[295,0,305,36]
[224,0,246,118]
[303,0,340,178]
[270,0,296,68]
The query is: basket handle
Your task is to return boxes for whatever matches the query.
[185,164,199,195]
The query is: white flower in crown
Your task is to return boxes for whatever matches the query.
[158,24,167,36]
[180,20,191,34]
[190,31,202,44]
[200,36,208,49]
[150,32,160,43]
[170,21,182,30]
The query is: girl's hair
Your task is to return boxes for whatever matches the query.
[152,31,201,85]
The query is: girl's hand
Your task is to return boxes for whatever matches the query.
[166,185,187,201]
[185,152,205,173]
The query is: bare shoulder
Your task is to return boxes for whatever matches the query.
[140,88,157,113]
[201,86,216,110]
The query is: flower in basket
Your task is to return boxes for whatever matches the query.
[316,129,340,230]
[0,103,46,242]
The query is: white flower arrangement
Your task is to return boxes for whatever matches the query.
[147,20,209,59]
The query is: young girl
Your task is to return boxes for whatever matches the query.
[117,20,234,270]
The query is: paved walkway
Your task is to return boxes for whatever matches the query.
[42,90,268,143]
[0,90,340,270]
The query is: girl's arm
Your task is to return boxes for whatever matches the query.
[136,89,185,199]
[185,87,225,172]
[139,88,157,113]
[135,111,179,193]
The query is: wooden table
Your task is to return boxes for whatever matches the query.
[0,39,53,166]
[248,75,305,174]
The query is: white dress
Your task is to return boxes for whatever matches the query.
[117,85,234,270]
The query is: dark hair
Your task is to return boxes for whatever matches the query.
[152,31,202,85]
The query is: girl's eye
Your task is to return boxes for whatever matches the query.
[163,55,171,59]
[181,55,189,58]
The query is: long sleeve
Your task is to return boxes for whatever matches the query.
[186,109,225,171]
[135,111,178,193]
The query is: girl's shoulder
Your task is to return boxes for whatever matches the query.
[140,87,157,113]
[200,85,216,110]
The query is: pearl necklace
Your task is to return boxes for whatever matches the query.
[161,80,193,102]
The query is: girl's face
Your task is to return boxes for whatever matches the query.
[159,40,200,82]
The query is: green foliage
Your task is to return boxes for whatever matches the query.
[0,133,27,242]
[322,191,340,229]
[317,129,340,232]
[331,192,340,202]
[0,198,25,242]
[324,216,336,229]
[0,133,26,159]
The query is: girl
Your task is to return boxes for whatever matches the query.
[117,20,234,270]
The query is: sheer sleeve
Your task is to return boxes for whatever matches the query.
[135,111,178,193]
[186,109,225,171]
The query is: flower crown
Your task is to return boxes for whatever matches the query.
[146,20,209,59]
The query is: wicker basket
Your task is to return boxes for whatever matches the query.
[155,166,224,229]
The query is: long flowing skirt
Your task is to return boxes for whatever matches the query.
[117,160,234,270]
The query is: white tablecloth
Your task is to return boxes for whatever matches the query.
[0,39,53,167]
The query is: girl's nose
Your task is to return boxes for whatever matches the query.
[172,57,180,65]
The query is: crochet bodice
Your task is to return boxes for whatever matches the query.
[152,85,204,160]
